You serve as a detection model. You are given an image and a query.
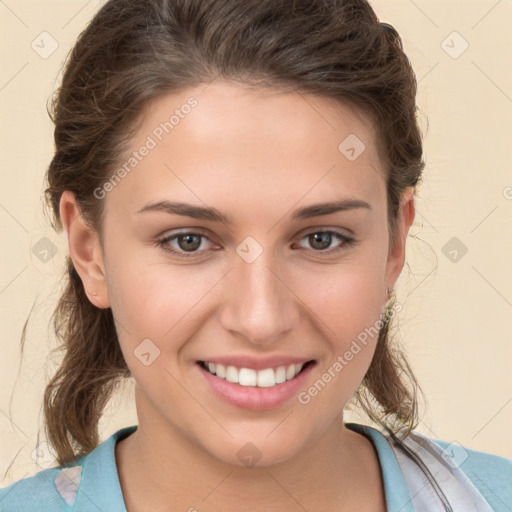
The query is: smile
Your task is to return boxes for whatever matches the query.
[199,361,312,388]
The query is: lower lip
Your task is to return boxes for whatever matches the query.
[196,362,316,411]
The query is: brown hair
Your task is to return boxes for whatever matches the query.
[39,0,425,466]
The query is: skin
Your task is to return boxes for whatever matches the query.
[60,80,415,511]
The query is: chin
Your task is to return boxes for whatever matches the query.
[205,434,308,469]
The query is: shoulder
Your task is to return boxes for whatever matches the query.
[0,425,136,512]
[0,465,71,511]
[432,438,512,505]
[347,422,512,511]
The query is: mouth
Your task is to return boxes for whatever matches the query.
[197,359,316,388]
[196,358,317,410]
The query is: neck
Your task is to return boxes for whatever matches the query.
[115,391,386,512]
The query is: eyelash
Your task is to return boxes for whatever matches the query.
[156,229,356,259]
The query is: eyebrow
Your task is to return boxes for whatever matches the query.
[135,197,371,224]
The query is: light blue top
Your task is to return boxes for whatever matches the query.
[1,423,511,511]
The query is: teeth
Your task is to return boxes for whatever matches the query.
[215,363,226,379]
[203,362,305,388]
[275,366,286,384]
[257,368,275,388]
[239,368,257,386]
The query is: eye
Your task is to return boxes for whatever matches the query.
[295,230,356,254]
[157,231,216,258]
[156,228,356,259]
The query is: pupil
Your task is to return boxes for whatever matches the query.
[310,233,330,250]
[179,234,201,251]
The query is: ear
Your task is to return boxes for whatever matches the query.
[59,190,111,309]
[384,186,416,301]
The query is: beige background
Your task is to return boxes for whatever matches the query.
[1,0,511,485]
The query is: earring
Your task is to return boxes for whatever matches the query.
[92,291,98,296]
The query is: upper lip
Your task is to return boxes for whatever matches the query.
[197,355,315,371]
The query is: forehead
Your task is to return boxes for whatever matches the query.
[107,80,386,221]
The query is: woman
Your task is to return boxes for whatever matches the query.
[1,0,511,511]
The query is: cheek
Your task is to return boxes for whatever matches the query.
[103,264,205,398]
[103,230,207,327]
[104,251,219,357]
[294,281,385,421]
[292,256,386,397]
[296,256,386,341]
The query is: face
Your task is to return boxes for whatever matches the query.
[63,80,414,467]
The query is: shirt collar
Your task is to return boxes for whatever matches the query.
[74,423,414,512]
[346,423,415,512]
[72,424,137,511]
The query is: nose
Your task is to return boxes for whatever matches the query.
[219,249,300,345]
